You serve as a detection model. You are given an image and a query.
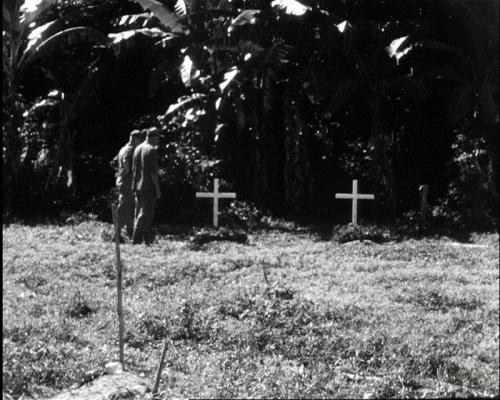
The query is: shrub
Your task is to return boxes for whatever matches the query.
[155,101,222,222]
[220,200,264,231]
[439,133,497,228]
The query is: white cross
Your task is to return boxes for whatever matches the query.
[196,178,236,227]
[335,179,374,226]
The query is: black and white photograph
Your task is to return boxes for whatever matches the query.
[3,0,499,398]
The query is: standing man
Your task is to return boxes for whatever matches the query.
[112,129,144,238]
[132,127,161,245]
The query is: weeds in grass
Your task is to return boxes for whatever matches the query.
[180,300,195,339]
[396,288,484,313]
[100,227,117,242]
[29,303,46,318]
[65,290,95,319]
[142,315,169,340]
[16,273,48,291]
[261,261,271,288]
[103,262,116,281]
[225,259,253,273]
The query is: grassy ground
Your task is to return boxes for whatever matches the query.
[2,221,499,399]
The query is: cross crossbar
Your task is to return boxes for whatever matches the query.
[196,193,236,198]
[335,193,374,200]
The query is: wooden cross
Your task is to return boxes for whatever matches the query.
[196,178,236,227]
[335,179,374,226]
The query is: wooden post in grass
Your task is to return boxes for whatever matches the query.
[262,262,270,287]
[152,340,169,398]
[111,204,124,365]
[419,184,429,229]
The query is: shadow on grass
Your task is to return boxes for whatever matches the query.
[5,210,494,246]
[306,219,486,244]
[155,223,199,239]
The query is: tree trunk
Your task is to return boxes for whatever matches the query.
[282,93,313,213]
[3,117,20,218]
[370,98,397,216]
[253,69,285,212]
[484,122,499,226]
[3,52,22,218]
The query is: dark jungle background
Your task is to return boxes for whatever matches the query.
[3,0,499,229]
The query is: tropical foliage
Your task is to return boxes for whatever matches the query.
[2,0,498,228]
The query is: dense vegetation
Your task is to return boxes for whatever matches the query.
[3,0,499,228]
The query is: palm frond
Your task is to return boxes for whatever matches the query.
[19,26,107,69]
[271,0,311,16]
[133,0,185,33]
[180,54,201,87]
[174,0,187,17]
[219,66,239,92]
[261,42,293,67]
[230,9,260,27]
[164,93,207,117]
[19,0,58,27]
[108,27,169,44]
[114,13,160,29]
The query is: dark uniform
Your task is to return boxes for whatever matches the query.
[115,143,135,237]
[132,141,159,244]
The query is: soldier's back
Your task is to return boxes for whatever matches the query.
[133,142,156,193]
[116,144,133,189]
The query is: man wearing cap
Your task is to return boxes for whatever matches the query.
[112,129,144,238]
[132,127,161,244]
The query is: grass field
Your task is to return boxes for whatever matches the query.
[2,220,499,399]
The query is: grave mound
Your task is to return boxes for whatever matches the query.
[190,227,248,246]
[332,224,393,244]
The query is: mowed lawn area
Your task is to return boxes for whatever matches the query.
[2,222,499,399]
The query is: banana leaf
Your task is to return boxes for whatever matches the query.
[133,0,185,33]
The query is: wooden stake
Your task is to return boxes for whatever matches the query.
[262,262,270,287]
[111,204,124,365]
[152,340,169,398]
[419,184,429,228]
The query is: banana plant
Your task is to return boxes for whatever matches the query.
[401,0,499,205]
[3,0,63,213]
[3,0,181,210]
[326,19,428,214]
[136,0,293,132]
[399,0,498,128]
[127,0,303,209]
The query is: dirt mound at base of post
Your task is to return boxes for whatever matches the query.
[46,372,150,400]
